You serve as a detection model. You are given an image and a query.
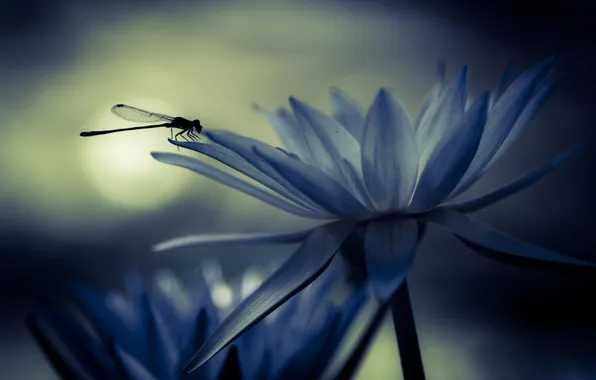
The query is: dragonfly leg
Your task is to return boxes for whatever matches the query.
[174,130,189,142]
[187,130,198,142]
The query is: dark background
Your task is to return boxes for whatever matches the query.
[1,0,595,378]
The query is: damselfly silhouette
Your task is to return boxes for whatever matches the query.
[80,104,203,141]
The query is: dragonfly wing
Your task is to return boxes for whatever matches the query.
[111,104,175,122]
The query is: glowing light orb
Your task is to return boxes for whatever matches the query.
[80,99,190,211]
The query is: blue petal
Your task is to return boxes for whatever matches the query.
[416,66,468,151]
[153,228,314,252]
[413,61,446,132]
[409,93,488,212]
[454,55,558,195]
[141,295,178,379]
[488,73,561,168]
[364,218,419,301]
[26,311,107,380]
[253,104,312,160]
[150,152,326,219]
[330,87,366,142]
[420,208,596,269]
[254,144,371,218]
[113,346,159,380]
[361,89,418,211]
[182,221,357,375]
[448,141,584,213]
[290,97,363,184]
[489,61,515,108]
[204,130,329,213]
[164,138,328,216]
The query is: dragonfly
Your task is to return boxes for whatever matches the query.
[80,104,203,141]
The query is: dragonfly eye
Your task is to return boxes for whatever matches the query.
[191,120,203,132]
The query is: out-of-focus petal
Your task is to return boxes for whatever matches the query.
[409,93,488,212]
[364,217,419,301]
[150,152,329,219]
[26,312,101,380]
[153,228,314,252]
[448,142,585,213]
[182,221,357,375]
[113,346,159,380]
[361,89,418,211]
[330,87,366,142]
[420,208,596,270]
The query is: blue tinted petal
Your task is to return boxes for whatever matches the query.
[420,208,596,269]
[253,104,311,160]
[204,130,330,214]
[151,152,325,218]
[290,97,363,186]
[182,221,357,374]
[361,89,418,211]
[113,346,159,380]
[408,93,488,212]
[365,218,419,301]
[488,73,561,168]
[454,56,558,195]
[153,228,313,252]
[141,295,178,379]
[26,312,106,380]
[330,87,366,141]
[254,145,371,218]
[164,138,328,215]
[416,66,468,152]
[448,142,584,213]
[414,61,446,132]
[489,61,515,108]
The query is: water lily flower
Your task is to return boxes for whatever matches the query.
[151,55,596,375]
[27,264,367,380]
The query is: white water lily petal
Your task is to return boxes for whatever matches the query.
[487,74,560,168]
[330,87,366,141]
[254,145,372,219]
[364,217,418,301]
[361,89,418,211]
[408,93,489,212]
[453,56,558,196]
[183,221,357,374]
[151,152,328,219]
[448,142,584,213]
[202,131,328,213]
[253,104,311,160]
[171,139,326,214]
[153,228,314,252]
[421,208,596,268]
[416,66,468,155]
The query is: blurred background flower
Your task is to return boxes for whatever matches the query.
[27,261,368,380]
[1,0,596,379]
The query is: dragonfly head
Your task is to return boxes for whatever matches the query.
[191,120,203,133]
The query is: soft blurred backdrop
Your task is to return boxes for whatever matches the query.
[1,0,596,379]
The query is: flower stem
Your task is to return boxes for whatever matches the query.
[333,302,390,380]
[389,280,426,380]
